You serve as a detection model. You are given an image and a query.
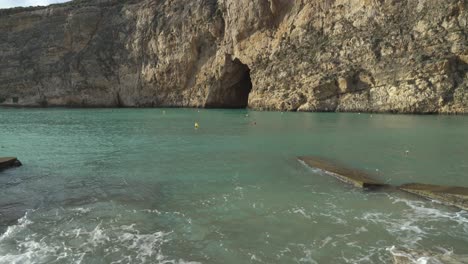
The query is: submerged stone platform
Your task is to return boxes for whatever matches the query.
[399,183,468,211]
[299,156,468,211]
[298,156,387,189]
[0,157,22,171]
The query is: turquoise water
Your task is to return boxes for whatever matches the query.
[0,108,467,263]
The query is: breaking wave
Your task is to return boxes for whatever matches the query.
[0,207,200,264]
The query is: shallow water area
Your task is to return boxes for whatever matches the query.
[0,108,467,263]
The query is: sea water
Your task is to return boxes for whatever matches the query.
[0,108,467,263]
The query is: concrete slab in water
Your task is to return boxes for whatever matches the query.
[298,156,387,189]
[399,183,468,211]
[0,157,22,171]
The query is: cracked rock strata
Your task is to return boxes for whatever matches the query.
[0,0,466,113]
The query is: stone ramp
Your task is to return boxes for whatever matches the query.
[299,156,468,211]
[298,156,387,189]
[0,157,22,171]
[399,183,468,211]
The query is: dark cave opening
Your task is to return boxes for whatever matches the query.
[205,58,252,109]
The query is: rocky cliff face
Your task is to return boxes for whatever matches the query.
[0,0,467,113]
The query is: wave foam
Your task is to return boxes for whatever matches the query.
[0,208,199,264]
[0,211,33,242]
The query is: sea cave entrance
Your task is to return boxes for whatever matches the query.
[205,58,252,109]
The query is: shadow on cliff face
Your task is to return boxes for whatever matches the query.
[205,59,252,109]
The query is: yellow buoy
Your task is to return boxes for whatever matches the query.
[195,122,199,129]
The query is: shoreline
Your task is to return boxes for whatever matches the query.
[0,106,466,116]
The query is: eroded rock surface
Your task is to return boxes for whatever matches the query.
[0,0,467,113]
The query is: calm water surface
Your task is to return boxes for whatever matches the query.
[0,108,467,263]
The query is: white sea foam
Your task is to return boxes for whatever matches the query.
[359,211,427,246]
[391,196,468,225]
[0,240,57,264]
[354,226,368,234]
[342,244,395,264]
[0,211,33,242]
[386,246,449,264]
[141,209,162,214]
[249,253,262,262]
[320,212,347,225]
[298,160,322,174]
[298,248,319,264]
[89,222,110,247]
[70,207,92,214]
[0,208,199,264]
[319,236,333,248]
[292,207,312,219]
[234,186,244,199]
[357,194,468,248]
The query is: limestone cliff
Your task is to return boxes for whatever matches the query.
[0,0,467,113]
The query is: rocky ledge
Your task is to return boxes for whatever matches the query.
[0,0,466,113]
[399,183,468,211]
[299,156,468,211]
[298,156,388,189]
[0,157,22,171]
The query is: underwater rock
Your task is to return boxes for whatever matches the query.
[0,157,22,171]
[299,156,468,211]
[399,183,468,211]
[298,156,387,189]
